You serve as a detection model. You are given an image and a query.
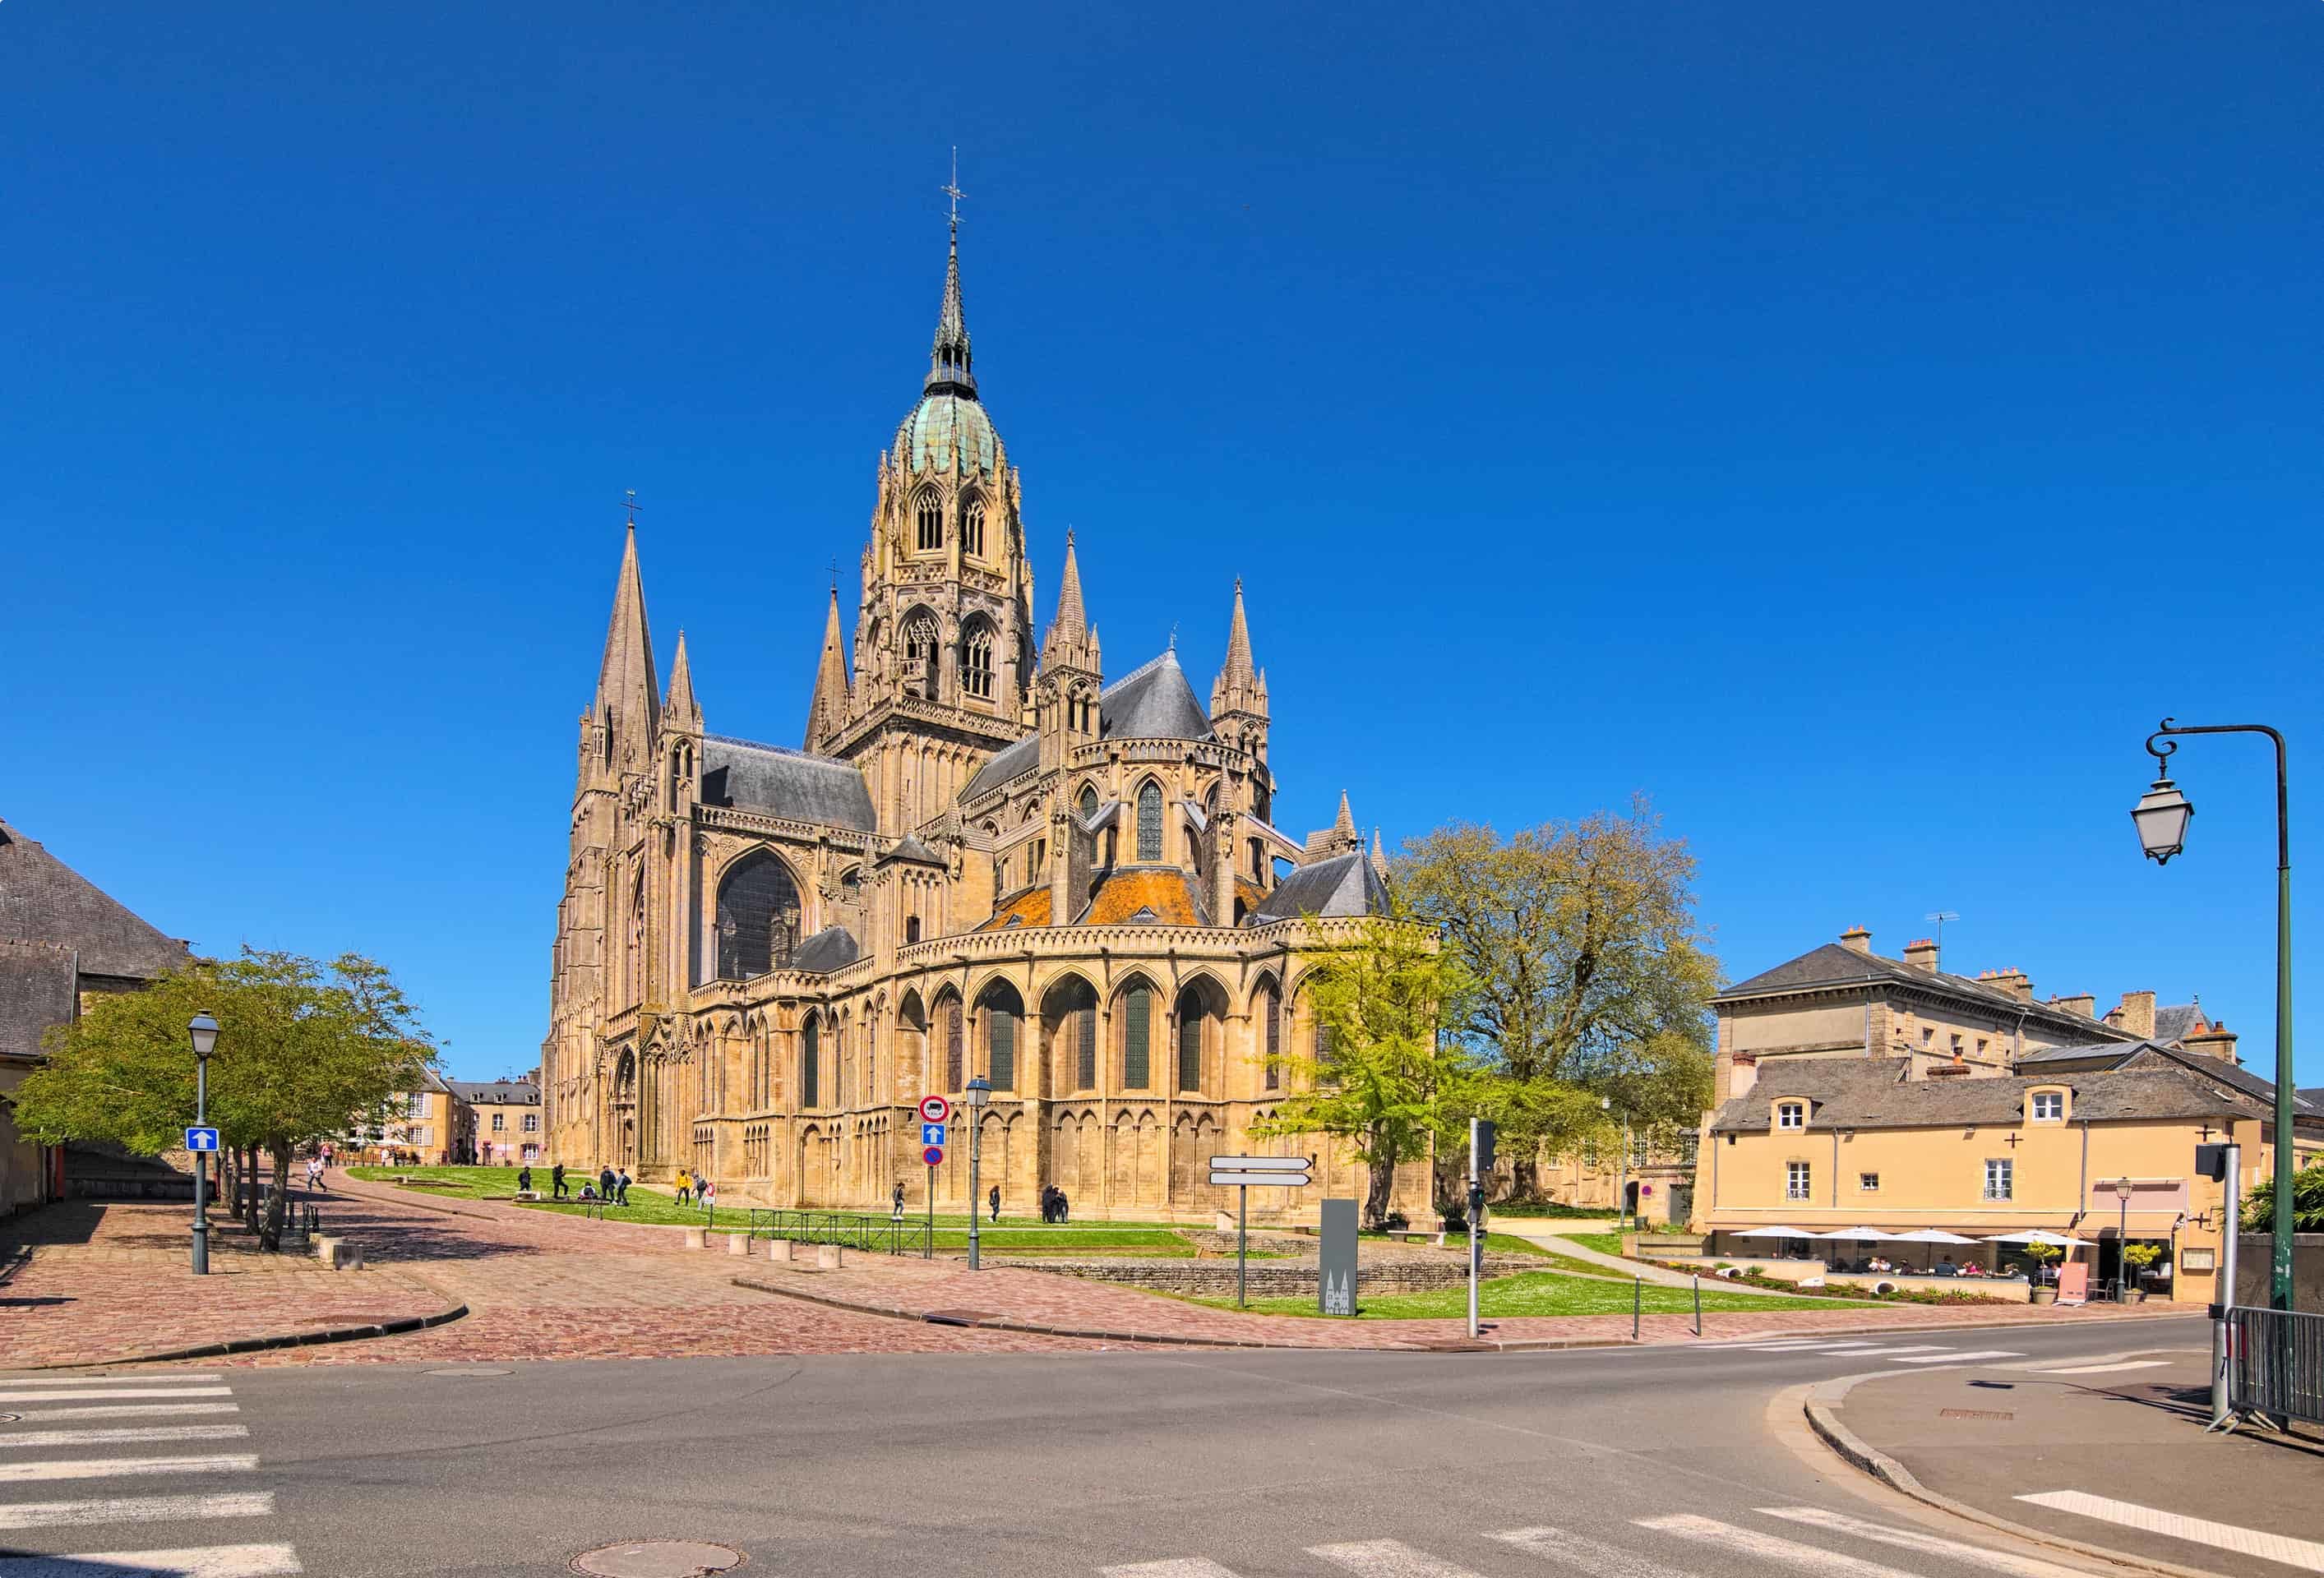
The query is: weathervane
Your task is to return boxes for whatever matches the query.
[942,147,966,239]
[623,488,640,527]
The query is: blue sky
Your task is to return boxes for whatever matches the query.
[5,3,2318,1084]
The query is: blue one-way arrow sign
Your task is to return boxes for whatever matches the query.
[921,1122,946,1147]
[184,1126,220,1152]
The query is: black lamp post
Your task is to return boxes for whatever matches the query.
[188,1012,219,1275]
[964,1075,992,1270]
[2135,718,2295,1313]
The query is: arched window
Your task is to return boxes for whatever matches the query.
[961,498,985,557]
[1122,984,1153,1090]
[801,1017,820,1109]
[904,614,940,701]
[627,871,646,1001]
[980,983,1022,1091]
[1176,987,1204,1093]
[961,623,994,700]
[1078,783,1099,819]
[1264,984,1282,1091]
[915,491,943,551]
[944,997,964,1091]
[905,915,922,944]
[1136,781,1163,862]
[714,852,801,980]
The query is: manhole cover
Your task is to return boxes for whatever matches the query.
[571,1540,744,1576]
[425,1366,512,1377]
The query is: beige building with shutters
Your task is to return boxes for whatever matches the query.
[539,215,1430,1223]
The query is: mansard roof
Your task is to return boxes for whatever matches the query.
[1249,850,1388,925]
[962,649,1213,801]
[1707,1056,2275,1135]
[0,817,190,983]
[699,736,876,832]
[1716,939,2132,1040]
[446,1078,539,1105]
[790,925,862,974]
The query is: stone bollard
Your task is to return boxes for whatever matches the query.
[726,1233,750,1257]
[321,1239,364,1271]
[682,1228,706,1251]
[815,1243,843,1271]
[767,1238,794,1264]
[313,1234,335,1261]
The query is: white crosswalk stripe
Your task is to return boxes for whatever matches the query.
[1492,1524,1699,1578]
[0,1374,304,1575]
[1886,1349,2022,1364]
[0,1543,302,1576]
[1761,1506,2093,1578]
[1309,1539,1485,1576]
[0,1425,251,1451]
[2033,1359,2170,1375]
[1639,1513,1924,1577]
[1101,1562,1241,1577]
[2017,1490,2324,1573]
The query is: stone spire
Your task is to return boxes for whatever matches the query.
[1370,828,1388,881]
[1210,577,1269,723]
[805,586,852,751]
[665,630,700,729]
[595,518,658,751]
[1050,531,1087,643]
[926,212,976,399]
[1037,532,1100,773]
[1334,791,1356,841]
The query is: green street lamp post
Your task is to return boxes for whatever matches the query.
[964,1076,992,1271]
[2134,718,2294,1312]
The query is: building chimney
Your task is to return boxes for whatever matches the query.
[2110,990,2157,1040]
[1840,925,1873,956]
[2049,993,2096,1019]
[1902,938,1940,973]
[2183,1022,2240,1065]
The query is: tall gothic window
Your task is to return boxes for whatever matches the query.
[945,998,964,1091]
[714,851,800,980]
[982,984,1021,1091]
[1136,781,1163,862]
[801,1017,820,1110]
[1176,987,1204,1093]
[961,498,985,557]
[1123,985,1152,1090]
[915,491,943,551]
[962,624,994,700]
[1078,783,1099,819]
[905,615,940,701]
[1264,984,1282,1091]
[1077,999,1097,1090]
[627,871,646,1001]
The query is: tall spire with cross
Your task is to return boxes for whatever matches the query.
[594,491,658,763]
[927,148,975,397]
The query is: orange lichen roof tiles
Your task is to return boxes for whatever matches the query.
[1082,870,1205,926]
[977,885,1053,931]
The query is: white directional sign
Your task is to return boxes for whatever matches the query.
[1208,1155,1310,1171]
[1210,1168,1312,1188]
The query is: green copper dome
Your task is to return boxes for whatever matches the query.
[893,221,1000,476]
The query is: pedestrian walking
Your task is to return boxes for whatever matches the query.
[675,1168,693,1205]
[891,1181,906,1221]
[552,1162,569,1199]
[616,1170,631,1206]
[988,1184,1001,1223]
[599,1165,616,1203]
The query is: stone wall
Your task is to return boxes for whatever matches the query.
[1019,1249,1542,1299]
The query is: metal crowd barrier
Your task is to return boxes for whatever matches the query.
[747,1208,933,1259]
[2228,1305,2324,1426]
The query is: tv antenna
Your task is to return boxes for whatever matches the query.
[1925,911,1960,957]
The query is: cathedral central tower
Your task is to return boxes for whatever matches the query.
[806,217,1036,835]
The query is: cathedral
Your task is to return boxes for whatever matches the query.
[539,216,1428,1222]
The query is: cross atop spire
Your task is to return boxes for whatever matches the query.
[1211,575,1269,722]
[926,150,976,399]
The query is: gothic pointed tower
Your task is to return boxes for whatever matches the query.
[803,588,851,752]
[831,210,1038,833]
[1036,532,1102,774]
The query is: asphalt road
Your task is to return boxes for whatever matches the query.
[0,1317,2207,1577]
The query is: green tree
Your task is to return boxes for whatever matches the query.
[14,948,434,1250]
[2243,1160,2324,1234]
[1253,911,1472,1229]
[1396,801,1719,1202]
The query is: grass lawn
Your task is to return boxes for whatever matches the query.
[1555,1230,1627,1257]
[1216,1270,1878,1321]
[1478,1233,1628,1279]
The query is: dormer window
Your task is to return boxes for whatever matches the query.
[2031,1089,2066,1122]
[1776,1100,1805,1132]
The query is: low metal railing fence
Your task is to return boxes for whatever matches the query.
[746,1208,933,1259]
[2228,1304,2324,1426]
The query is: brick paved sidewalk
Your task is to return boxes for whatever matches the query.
[0,1199,453,1368]
[303,1174,2187,1363]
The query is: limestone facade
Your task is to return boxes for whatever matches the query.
[540,220,1426,1223]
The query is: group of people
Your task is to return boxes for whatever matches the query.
[672,1169,718,1210]
[1038,1184,1072,1224]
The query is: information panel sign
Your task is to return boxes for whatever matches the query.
[1319,1197,1358,1317]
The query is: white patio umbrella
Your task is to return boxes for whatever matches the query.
[1896,1227,1979,1272]
[1981,1230,2090,1248]
[1811,1226,1907,1240]
[1725,1225,1816,1256]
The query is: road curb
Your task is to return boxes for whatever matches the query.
[1802,1369,2229,1578]
[30,1299,471,1371]
[727,1275,1633,1353]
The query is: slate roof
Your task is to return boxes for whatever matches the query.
[789,925,861,974]
[699,737,876,832]
[2017,1040,2318,1117]
[446,1079,539,1106]
[0,942,77,1061]
[880,834,946,868]
[2153,1004,2206,1044]
[1707,1056,2277,1135]
[1716,939,2132,1040]
[962,651,1212,800]
[1249,851,1388,925]
[0,818,190,983]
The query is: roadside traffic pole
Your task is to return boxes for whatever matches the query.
[1467,1118,1495,1340]
[1237,1182,1249,1308]
[2209,1142,2242,1431]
